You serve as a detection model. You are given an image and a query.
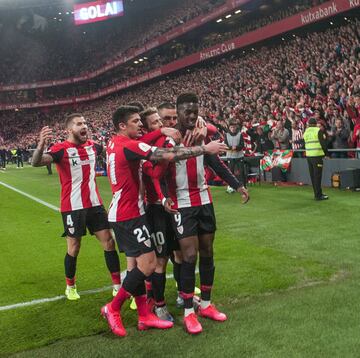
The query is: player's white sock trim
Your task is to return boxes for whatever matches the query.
[184,308,195,317]
[200,300,210,309]
[113,284,121,291]
[66,285,75,289]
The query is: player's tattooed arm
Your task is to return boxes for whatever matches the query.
[149,140,228,162]
[32,126,54,167]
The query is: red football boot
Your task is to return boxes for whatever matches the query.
[198,304,227,321]
[147,297,155,313]
[138,312,174,331]
[101,303,127,337]
[183,313,202,334]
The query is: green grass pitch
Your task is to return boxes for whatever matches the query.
[1,165,360,357]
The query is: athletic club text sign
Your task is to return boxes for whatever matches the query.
[74,1,124,25]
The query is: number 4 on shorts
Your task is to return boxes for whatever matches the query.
[67,215,74,227]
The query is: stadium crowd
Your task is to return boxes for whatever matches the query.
[0,0,224,85]
[0,0,330,103]
[1,18,360,160]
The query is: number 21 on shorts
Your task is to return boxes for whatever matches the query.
[133,225,150,243]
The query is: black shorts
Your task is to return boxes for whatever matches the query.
[61,205,110,238]
[171,203,216,240]
[110,215,154,258]
[146,204,179,257]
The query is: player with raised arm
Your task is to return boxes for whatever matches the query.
[101,105,227,337]
[32,114,121,300]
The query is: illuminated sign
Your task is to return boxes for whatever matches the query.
[74,1,124,25]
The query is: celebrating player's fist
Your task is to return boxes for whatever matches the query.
[161,127,181,144]
[38,126,53,147]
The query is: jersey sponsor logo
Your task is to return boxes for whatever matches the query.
[71,158,94,167]
[138,142,151,153]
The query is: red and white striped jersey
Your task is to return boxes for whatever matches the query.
[48,140,103,212]
[106,134,156,222]
[165,140,212,210]
[142,135,168,205]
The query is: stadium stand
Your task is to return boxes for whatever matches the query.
[0,1,359,160]
[0,0,225,84]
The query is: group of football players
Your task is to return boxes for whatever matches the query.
[32,92,249,336]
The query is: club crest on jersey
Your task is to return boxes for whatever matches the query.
[156,245,163,254]
[144,239,152,248]
[69,228,75,234]
[138,142,151,153]
[177,225,184,234]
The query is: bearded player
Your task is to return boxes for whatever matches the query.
[32,114,121,300]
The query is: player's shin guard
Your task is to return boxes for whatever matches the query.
[111,267,146,311]
[199,256,215,301]
[152,272,166,307]
[180,261,196,309]
[104,250,121,285]
[64,253,77,286]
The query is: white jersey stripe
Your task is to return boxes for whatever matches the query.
[68,148,84,211]
[138,162,145,216]
[196,155,211,205]
[85,146,101,207]
[175,158,191,208]
[108,189,122,222]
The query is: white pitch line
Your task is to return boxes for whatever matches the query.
[0,180,200,312]
[0,270,195,312]
[0,180,59,211]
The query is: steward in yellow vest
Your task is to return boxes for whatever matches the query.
[303,118,328,201]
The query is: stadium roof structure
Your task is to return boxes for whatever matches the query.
[0,0,147,9]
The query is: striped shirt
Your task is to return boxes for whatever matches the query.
[48,140,102,212]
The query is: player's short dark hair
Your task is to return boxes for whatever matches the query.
[65,113,83,128]
[140,107,158,129]
[112,106,139,131]
[158,102,175,110]
[128,101,145,112]
[176,93,198,108]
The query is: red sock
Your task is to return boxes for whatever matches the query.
[111,287,131,311]
[145,280,152,291]
[135,295,148,317]
[66,277,75,287]
[111,272,121,285]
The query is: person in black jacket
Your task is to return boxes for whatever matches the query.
[254,126,274,154]
[16,147,24,168]
[0,147,6,169]
[329,118,349,158]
